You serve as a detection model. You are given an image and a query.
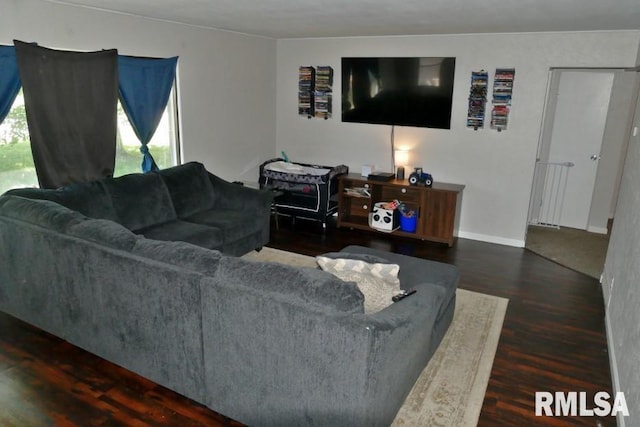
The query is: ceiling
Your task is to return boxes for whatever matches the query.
[45,0,640,39]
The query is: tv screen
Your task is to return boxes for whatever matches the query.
[341,57,455,129]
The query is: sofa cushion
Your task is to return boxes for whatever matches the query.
[340,245,458,290]
[319,251,394,265]
[138,220,224,250]
[5,181,118,221]
[183,209,260,244]
[56,180,119,221]
[215,256,364,314]
[0,195,86,232]
[339,245,459,320]
[67,219,140,251]
[132,238,222,276]
[157,162,216,217]
[102,172,177,231]
[316,256,400,314]
[4,187,62,203]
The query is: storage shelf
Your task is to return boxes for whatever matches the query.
[490,68,515,131]
[337,174,464,246]
[467,70,489,130]
[298,65,333,119]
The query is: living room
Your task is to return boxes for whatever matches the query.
[2,0,640,425]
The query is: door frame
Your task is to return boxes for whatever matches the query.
[528,67,640,235]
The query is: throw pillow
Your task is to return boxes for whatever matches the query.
[316,256,400,314]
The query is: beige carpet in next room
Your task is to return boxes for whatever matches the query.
[525,225,610,280]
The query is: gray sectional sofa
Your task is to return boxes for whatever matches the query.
[0,171,459,426]
[5,161,273,256]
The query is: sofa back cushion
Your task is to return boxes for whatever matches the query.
[214,256,364,314]
[156,162,216,217]
[0,195,86,232]
[102,172,177,231]
[5,181,118,221]
[67,218,140,251]
[132,239,222,276]
[4,187,61,203]
[56,181,119,221]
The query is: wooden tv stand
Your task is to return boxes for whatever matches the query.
[337,174,464,246]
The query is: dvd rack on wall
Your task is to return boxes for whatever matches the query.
[298,66,315,117]
[490,68,515,131]
[298,66,333,119]
[466,70,489,130]
[314,66,333,119]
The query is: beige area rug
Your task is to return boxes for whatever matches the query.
[243,247,509,426]
[525,225,609,279]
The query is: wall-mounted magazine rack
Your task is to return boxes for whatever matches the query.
[467,70,489,130]
[490,68,515,131]
[298,65,333,119]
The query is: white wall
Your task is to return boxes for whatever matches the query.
[276,31,640,245]
[603,76,640,427]
[601,41,640,427]
[0,0,277,182]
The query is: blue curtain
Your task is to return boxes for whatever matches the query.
[0,45,21,124]
[118,55,178,172]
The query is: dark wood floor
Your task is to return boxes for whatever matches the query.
[0,217,614,426]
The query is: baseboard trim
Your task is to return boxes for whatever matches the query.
[587,225,609,234]
[605,309,625,427]
[458,231,525,248]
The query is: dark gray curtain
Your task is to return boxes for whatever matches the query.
[14,40,118,189]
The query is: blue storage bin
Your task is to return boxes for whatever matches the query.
[400,215,417,233]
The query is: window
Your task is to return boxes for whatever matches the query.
[0,87,180,194]
[0,89,37,194]
[113,85,180,177]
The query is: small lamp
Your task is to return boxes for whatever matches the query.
[395,149,409,180]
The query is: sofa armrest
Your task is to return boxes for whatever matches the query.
[207,172,274,212]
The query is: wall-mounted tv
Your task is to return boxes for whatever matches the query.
[341,57,456,129]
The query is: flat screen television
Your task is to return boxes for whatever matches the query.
[341,57,456,129]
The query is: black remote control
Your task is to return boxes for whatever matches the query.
[392,289,416,302]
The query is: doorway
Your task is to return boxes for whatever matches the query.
[526,67,639,278]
